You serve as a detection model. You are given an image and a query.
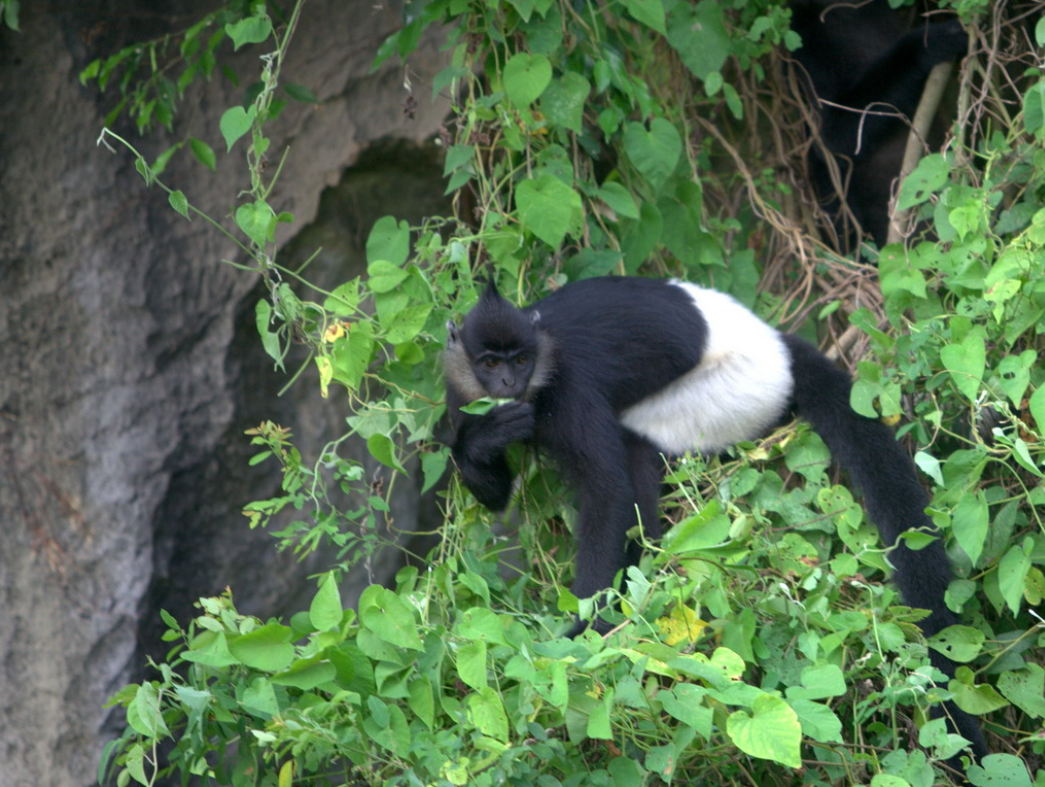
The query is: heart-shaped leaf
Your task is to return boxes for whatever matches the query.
[623,118,681,193]
[726,693,802,768]
[220,105,256,152]
[516,174,583,248]
[503,53,552,107]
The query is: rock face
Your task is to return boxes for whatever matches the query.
[0,4,449,785]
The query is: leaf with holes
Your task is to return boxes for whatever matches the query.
[897,153,949,210]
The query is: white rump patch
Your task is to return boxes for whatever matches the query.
[620,282,794,454]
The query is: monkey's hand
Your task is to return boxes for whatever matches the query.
[466,400,535,454]
[453,401,535,511]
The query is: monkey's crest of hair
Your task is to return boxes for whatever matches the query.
[462,283,539,355]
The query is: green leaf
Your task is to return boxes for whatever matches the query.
[726,693,802,768]
[789,698,844,743]
[325,281,360,316]
[384,303,432,344]
[997,663,1045,718]
[3,0,21,32]
[967,754,1035,787]
[235,199,275,246]
[516,174,583,248]
[219,104,256,151]
[367,260,410,293]
[927,625,985,664]
[168,190,190,219]
[665,1,730,80]
[952,491,989,566]
[270,657,337,690]
[941,332,985,401]
[998,540,1031,615]
[950,678,1010,715]
[467,686,509,741]
[622,0,665,34]
[608,756,646,787]
[126,743,148,785]
[623,118,681,194]
[283,82,319,103]
[457,640,487,690]
[897,153,950,210]
[996,351,1034,406]
[310,573,343,631]
[188,137,217,170]
[503,53,552,107]
[367,433,406,473]
[128,683,171,739]
[917,717,969,760]
[597,181,640,220]
[331,321,374,389]
[366,216,410,266]
[1028,384,1045,434]
[870,776,912,787]
[421,449,450,494]
[587,690,614,740]
[408,676,436,730]
[914,451,944,486]
[358,585,424,650]
[657,684,713,738]
[1023,82,1045,139]
[225,14,272,50]
[787,663,846,700]
[539,73,590,133]
[661,500,730,553]
[454,607,509,646]
[227,623,296,671]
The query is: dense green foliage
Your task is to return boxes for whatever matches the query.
[93,0,1045,785]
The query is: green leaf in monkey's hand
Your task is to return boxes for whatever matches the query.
[461,397,515,415]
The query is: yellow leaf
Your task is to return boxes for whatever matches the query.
[278,760,294,787]
[324,321,350,343]
[657,605,708,646]
[316,356,333,398]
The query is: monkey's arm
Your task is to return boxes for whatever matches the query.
[451,400,535,510]
[820,20,965,157]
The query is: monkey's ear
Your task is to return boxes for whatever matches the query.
[530,310,541,326]
[446,321,460,346]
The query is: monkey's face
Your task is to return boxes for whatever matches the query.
[472,350,535,399]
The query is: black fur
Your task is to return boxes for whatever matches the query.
[791,0,966,248]
[444,276,986,759]
[446,278,707,597]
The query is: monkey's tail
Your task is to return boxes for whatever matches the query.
[780,333,988,761]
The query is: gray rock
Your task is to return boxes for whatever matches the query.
[0,3,449,784]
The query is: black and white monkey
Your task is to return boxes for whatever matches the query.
[444,275,986,758]
[790,0,967,248]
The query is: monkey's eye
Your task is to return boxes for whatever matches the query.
[483,358,500,369]
[515,355,528,365]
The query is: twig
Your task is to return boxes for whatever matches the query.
[887,61,956,245]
